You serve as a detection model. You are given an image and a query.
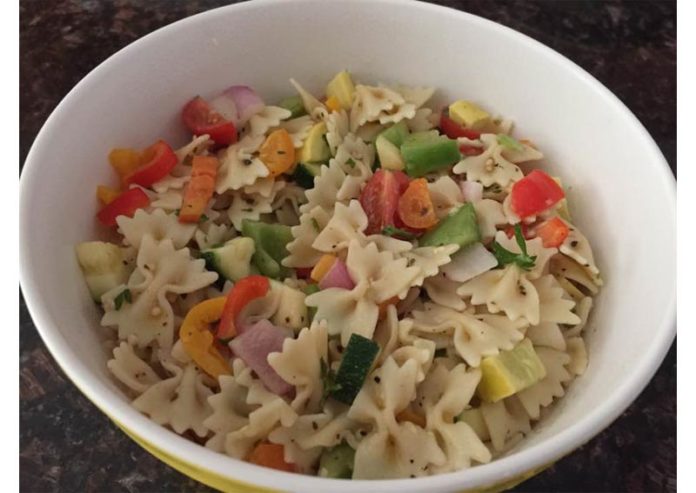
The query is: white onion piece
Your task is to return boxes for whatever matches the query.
[460,180,483,203]
[209,93,238,122]
[224,85,264,125]
[441,242,498,282]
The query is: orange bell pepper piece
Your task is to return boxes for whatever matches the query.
[179,297,232,379]
[247,442,295,472]
[179,155,219,223]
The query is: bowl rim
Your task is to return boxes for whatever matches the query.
[19,0,676,491]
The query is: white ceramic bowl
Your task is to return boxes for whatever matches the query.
[20,1,676,491]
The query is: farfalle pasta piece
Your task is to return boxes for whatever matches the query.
[278,115,314,148]
[324,109,350,156]
[407,107,436,132]
[350,84,415,132]
[174,133,213,163]
[479,396,532,452]
[565,337,588,376]
[133,362,213,437]
[306,240,421,344]
[223,359,298,459]
[216,135,268,193]
[289,78,327,119]
[419,363,491,474]
[194,222,235,251]
[268,322,328,413]
[247,105,293,137]
[559,221,603,285]
[423,273,467,311]
[107,339,161,394]
[312,200,368,253]
[492,231,557,280]
[526,322,566,351]
[474,199,507,242]
[401,303,526,367]
[402,245,459,287]
[453,134,541,188]
[283,205,332,268]
[428,176,463,219]
[550,254,600,295]
[390,338,436,384]
[516,346,572,419]
[227,180,285,230]
[563,296,593,338]
[268,403,358,474]
[392,85,435,109]
[533,275,581,325]
[203,374,250,453]
[101,236,218,349]
[272,182,307,227]
[349,357,446,479]
[117,209,196,249]
[373,305,400,364]
[457,265,540,324]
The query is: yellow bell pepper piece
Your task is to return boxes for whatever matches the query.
[96,185,121,205]
[310,254,337,282]
[109,148,142,184]
[179,297,232,379]
[325,96,342,113]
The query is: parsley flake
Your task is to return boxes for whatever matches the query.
[497,134,524,152]
[320,358,342,406]
[491,224,536,271]
[114,289,132,310]
[381,225,417,240]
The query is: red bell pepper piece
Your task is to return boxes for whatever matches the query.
[124,140,178,188]
[217,275,270,340]
[96,187,150,227]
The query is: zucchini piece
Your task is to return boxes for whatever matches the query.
[318,442,355,479]
[477,339,546,403]
[299,122,330,164]
[331,334,379,405]
[241,220,293,279]
[75,241,130,302]
[325,71,355,110]
[200,237,255,282]
[378,121,410,147]
[269,280,308,331]
[401,133,461,177]
[291,162,323,188]
[420,203,481,248]
[457,408,490,441]
[278,95,307,119]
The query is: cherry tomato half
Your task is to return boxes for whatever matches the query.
[182,96,238,146]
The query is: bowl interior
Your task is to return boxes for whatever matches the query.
[20,1,675,491]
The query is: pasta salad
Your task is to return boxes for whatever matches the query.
[75,71,602,479]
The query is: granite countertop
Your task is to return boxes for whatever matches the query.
[20,1,675,491]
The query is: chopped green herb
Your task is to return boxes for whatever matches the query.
[381,225,417,240]
[491,224,536,271]
[114,289,132,310]
[311,218,321,232]
[174,209,181,216]
[320,358,342,406]
[345,158,356,168]
[497,134,524,152]
[199,214,209,223]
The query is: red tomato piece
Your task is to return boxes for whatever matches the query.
[124,140,178,188]
[359,170,407,234]
[439,110,482,140]
[96,188,150,227]
[536,217,570,247]
[510,170,565,218]
[217,275,270,340]
[459,144,484,156]
[182,96,238,146]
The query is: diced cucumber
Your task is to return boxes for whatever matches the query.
[200,237,255,282]
[375,135,404,171]
[331,334,379,405]
[269,280,308,331]
[241,220,293,279]
[299,122,331,164]
[291,162,323,188]
[378,121,410,148]
[302,283,320,323]
[325,71,355,110]
[75,241,130,302]
[278,95,307,119]
[477,339,546,403]
[420,203,481,248]
[401,133,461,177]
[318,442,356,479]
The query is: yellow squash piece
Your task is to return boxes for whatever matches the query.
[448,100,492,131]
[310,254,337,282]
[326,70,355,110]
[179,297,232,379]
[325,96,342,113]
[477,339,546,403]
[375,135,405,171]
[300,122,331,164]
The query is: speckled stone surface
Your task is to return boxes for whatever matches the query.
[20,1,676,492]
